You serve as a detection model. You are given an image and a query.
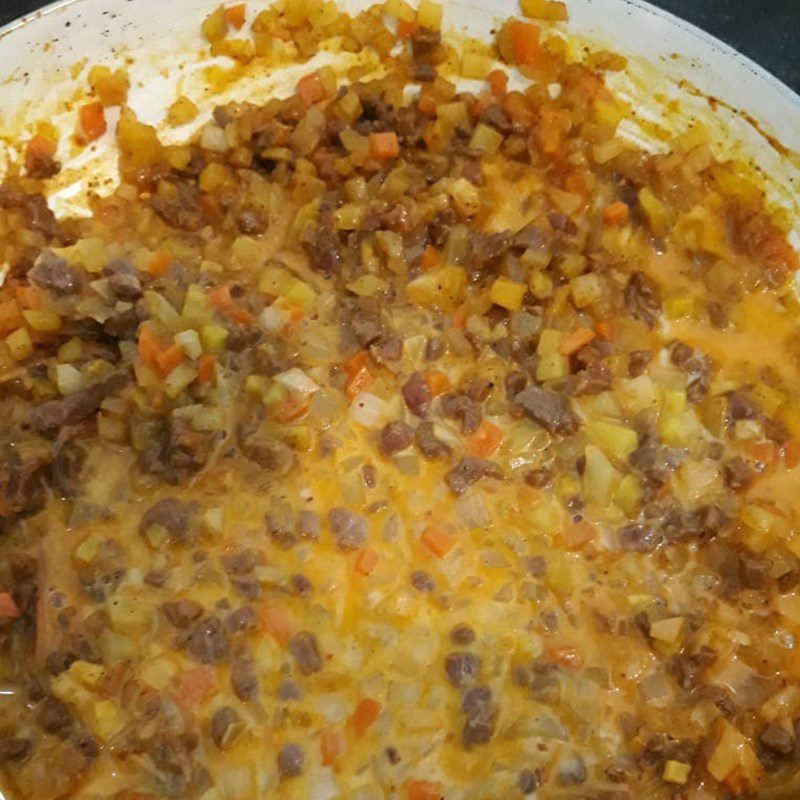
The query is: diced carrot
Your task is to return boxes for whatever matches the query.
[208,283,234,312]
[197,354,216,385]
[24,134,57,175]
[297,72,325,107]
[594,320,614,340]
[742,440,778,473]
[450,304,467,329]
[282,302,305,323]
[465,419,503,458]
[0,300,23,334]
[355,547,379,576]
[510,20,541,65]
[558,327,596,355]
[199,193,221,220]
[346,365,374,402]
[602,200,629,226]
[138,327,164,372]
[417,89,437,116]
[14,284,46,310]
[471,91,495,119]
[175,665,217,708]
[271,392,310,423]
[561,518,594,549]
[369,131,400,161]
[722,767,747,796]
[406,780,444,800]
[225,304,255,325]
[208,283,254,325]
[146,250,171,277]
[421,524,454,558]
[351,698,380,736]
[320,728,344,767]
[564,169,588,196]
[224,3,246,29]
[344,350,371,382]
[0,592,20,621]
[155,344,184,376]
[423,370,450,397]
[487,69,508,98]
[502,91,535,127]
[420,245,440,270]
[261,605,293,644]
[537,104,565,155]
[76,101,107,144]
[397,19,417,39]
[784,439,800,470]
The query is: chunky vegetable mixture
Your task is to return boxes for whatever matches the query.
[1,1,800,798]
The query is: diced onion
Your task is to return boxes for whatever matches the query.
[349,392,386,428]
[274,367,320,395]
[259,304,289,333]
[56,364,84,396]
[309,768,340,800]
[199,122,228,152]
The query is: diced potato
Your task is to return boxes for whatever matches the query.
[175,329,203,360]
[107,590,151,634]
[201,5,228,42]
[164,362,198,398]
[210,38,255,63]
[73,532,101,563]
[383,0,415,22]
[416,0,443,30]
[117,108,163,169]
[346,275,385,297]
[201,324,229,354]
[615,375,659,415]
[529,271,553,299]
[69,660,105,688]
[536,352,569,382]
[649,616,684,644]
[469,122,503,154]
[614,474,641,517]
[56,363,84,395]
[199,162,234,193]
[461,52,494,80]
[22,309,61,332]
[707,720,761,785]
[663,294,695,320]
[593,97,628,130]
[167,95,199,127]
[447,178,481,217]
[181,284,212,328]
[88,65,129,106]
[536,328,561,356]
[662,389,686,416]
[6,328,33,361]
[638,187,669,235]
[751,383,785,416]
[583,444,620,507]
[592,138,625,164]
[490,277,526,311]
[283,279,316,312]
[88,699,126,741]
[520,0,568,21]
[569,273,603,308]
[663,760,690,785]
[584,420,638,461]
[333,203,366,230]
[406,266,466,311]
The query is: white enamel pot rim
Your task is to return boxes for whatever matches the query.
[0,0,798,235]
